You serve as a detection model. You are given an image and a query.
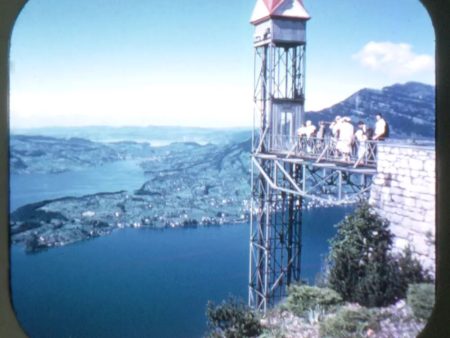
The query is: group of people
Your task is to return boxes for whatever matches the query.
[296,113,389,161]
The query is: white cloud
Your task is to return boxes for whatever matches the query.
[352,41,434,79]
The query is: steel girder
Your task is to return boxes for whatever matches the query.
[253,154,375,205]
[249,157,302,312]
[248,153,375,313]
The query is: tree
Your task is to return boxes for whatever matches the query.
[327,202,400,307]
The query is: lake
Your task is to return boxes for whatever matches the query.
[9,160,147,212]
[10,161,352,338]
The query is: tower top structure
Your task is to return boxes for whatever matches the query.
[250,0,310,25]
[250,0,310,46]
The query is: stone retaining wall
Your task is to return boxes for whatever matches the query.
[369,143,435,273]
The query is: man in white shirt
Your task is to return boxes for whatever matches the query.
[373,113,387,140]
[297,120,316,153]
[304,120,316,139]
[330,115,342,140]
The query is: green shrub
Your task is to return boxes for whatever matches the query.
[407,283,435,320]
[327,202,432,308]
[327,202,399,307]
[319,306,379,338]
[283,285,342,317]
[205,296,262,338]
[396,246,434,299]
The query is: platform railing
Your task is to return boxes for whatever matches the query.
[258,134,379,168]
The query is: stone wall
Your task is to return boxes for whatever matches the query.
[369,143,435,273]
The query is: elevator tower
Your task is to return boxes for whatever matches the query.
[249,0,310,312]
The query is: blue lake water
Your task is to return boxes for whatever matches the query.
[10,162,353,338]
[10,160,147,211]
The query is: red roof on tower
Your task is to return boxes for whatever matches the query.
[263,0,284,11]
[250,0,310,24]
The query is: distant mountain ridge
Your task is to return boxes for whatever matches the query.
[9,82,436,251]
[11,82,435,175]
[11,125,252,146]
[306,82,435,139]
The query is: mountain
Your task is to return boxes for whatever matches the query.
[9,81,436,252]
[9,135,155,174]
[9,127,252,175]
[305,82,435,139]
[11,125,252,146]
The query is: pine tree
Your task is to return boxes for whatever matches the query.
[328,202,399,307]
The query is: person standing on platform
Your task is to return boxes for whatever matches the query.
[297,120,316,153]
[337,116,354,161]
[330,115,342,141]
[373,113,388,141]
[355,121,368,162]
[304,120,316,139]
[329,116,342,157]
[316,121,326,140]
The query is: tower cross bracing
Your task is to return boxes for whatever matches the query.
[248,0,376,313]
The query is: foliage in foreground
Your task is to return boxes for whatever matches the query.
[396,245,434,294]
[205,297,262,338]
[282,285,343,318]
[407,283,435,321]
[319,306,379,338]
[327,201,431,307]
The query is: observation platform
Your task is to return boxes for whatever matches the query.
[252,136,379,205]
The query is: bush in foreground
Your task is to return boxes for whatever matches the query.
[283,285,343,318]
[407,283,435,321]
[396,246,434,298]
[327,202,431,307]
[205,296,262,338]
[319,306,379,338]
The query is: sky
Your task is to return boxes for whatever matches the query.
[9,0,435,129]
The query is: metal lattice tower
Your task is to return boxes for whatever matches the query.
[248,0,310,312]
[248,0,377,312]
